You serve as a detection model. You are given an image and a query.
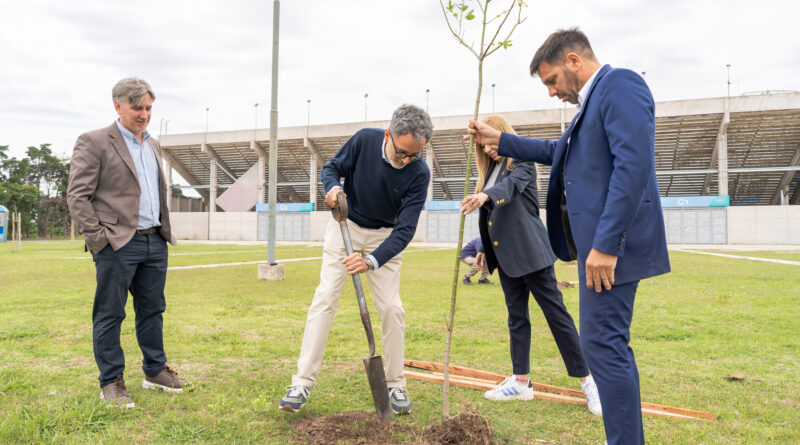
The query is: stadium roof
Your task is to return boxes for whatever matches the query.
[160,92,800,209]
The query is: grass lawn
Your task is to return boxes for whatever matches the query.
[1,240,798,444]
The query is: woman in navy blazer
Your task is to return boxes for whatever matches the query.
[461,115,601,414]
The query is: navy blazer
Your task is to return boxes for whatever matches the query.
[478,158,558,278]
[498,65,670,285]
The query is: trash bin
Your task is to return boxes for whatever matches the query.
[0,205,8,242]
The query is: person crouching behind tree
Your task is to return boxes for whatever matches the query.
[460,114,601,415]
[461,236,492,285]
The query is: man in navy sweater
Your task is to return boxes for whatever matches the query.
[280,104,432,415]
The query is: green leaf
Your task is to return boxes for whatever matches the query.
[466,9,475,20]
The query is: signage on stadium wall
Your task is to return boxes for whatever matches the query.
[423,196,731,211]
[255,203,315,212]
[660,196,730,207]
[424,201,463,211]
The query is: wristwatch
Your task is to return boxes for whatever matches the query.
[364,257,374,270]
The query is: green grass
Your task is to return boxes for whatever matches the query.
[1,241,799,444]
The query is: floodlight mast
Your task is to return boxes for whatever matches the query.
[267,0,280,265]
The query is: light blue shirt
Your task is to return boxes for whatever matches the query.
[116,120,161,230]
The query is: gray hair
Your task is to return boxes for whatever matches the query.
[389,104,433,143]
[112,77,156,106]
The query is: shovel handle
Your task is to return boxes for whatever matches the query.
[331,190,348,222]
[331,191,377,358]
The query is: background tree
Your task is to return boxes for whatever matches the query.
[438,0,526,418]
[0,144,70,238]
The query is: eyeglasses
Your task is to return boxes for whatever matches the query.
[389,133,423,161]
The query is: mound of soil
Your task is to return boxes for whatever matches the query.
[291,411,413,445]
[291,410,495,445]
[421,410,495,445]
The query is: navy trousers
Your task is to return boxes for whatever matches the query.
[91,232,168,387]
[579,279,643,445]
[497,265,590,378]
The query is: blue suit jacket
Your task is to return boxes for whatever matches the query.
[498,65,670,285]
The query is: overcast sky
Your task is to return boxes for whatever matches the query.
[1,0,799,163]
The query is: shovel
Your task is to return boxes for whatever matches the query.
[331,191,393,422]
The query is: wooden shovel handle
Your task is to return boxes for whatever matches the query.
[331,190,348,222]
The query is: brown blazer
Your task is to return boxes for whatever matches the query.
[67,122,176,254]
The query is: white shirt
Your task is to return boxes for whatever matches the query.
[577,67,600,111]
[485,162,502,189]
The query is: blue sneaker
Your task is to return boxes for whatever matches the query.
[388,387,412,415]
[279,385,309,413]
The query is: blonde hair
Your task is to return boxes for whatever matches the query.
[475,114,516,193]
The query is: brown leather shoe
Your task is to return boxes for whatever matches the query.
[101,374,135,408]
[142,365,185,393]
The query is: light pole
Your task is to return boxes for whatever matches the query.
[491,83,496,113]
[159,118,165,138]
[426,88,430,113]
[205,107,210,133]
[307,99,311,127]
[726,64,731,97]
[364,93,368,123]
[164,120,169,135]
[254,103,259,129]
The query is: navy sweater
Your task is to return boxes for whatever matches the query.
[460,237,482,260]
[321,128,430,267]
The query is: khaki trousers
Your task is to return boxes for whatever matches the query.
[292,217,406,390]
[462,256,489,280]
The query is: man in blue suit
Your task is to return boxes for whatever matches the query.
[468,28,670,444]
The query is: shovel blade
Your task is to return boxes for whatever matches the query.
[363,355,393,422]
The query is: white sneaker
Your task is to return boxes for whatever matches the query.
[581,374,603,416]
[484,376,534,401]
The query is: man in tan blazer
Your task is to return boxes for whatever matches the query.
[67,77,185,408]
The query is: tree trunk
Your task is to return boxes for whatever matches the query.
[443,57,485,419]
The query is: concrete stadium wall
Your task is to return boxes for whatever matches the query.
[209,212,258,240]
[170,212,209,240]
[171,212,256,241]
[663,208,727,244]
[170,206,800,245]
[727,206,800,244]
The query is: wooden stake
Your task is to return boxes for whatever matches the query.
[8,210,14,244]
[404,359,715,420]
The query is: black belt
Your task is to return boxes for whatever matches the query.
[135,227,159,235]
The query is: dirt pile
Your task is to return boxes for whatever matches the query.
[291,409,495,445]
[421,410,495,445]
[292,411,413,444]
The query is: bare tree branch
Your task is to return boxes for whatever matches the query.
[439,0,480,58]
[480,0,517,59]
[484,4,526,57]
